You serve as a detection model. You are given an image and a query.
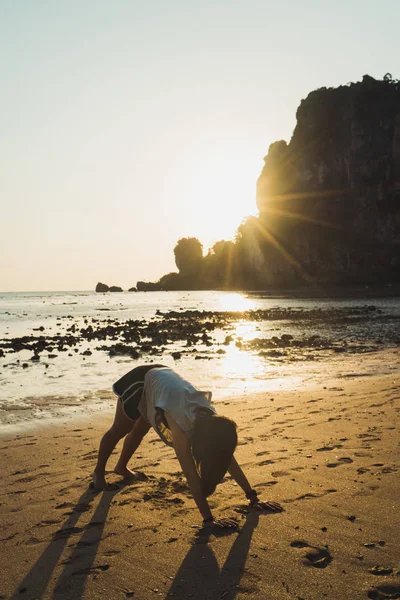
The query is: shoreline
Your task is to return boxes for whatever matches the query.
[1,358,399,599]
[1,347,399,433]
[2,292,399,417]
[2,283,400,295]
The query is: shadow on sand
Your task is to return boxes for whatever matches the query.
[11,491,263,600]
[9,485,119,599]
[165,512,260,600]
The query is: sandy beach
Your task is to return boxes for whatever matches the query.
[0,349,399,600]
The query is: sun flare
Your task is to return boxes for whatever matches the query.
[179,144,260,250]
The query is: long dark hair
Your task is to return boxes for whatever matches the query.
[191,414,238,497]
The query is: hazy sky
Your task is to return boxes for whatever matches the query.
[2,0,399,291]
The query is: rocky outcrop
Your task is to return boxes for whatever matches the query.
[95,282,109,292]
[128,287,137,292]
[136,281,161,292]
[95,283,123,292]
[255,74,400,286]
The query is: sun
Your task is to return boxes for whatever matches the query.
[179,143,260,250]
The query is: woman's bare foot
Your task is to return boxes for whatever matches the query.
[114,465,147,481]
[91,471,119,491]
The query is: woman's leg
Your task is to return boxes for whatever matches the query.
[114,416,151,477]
[93,399,135,489]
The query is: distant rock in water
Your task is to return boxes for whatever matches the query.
[136,281,161,292]
[95,283,123,292]
[128,286,137,292]
[255,74,400,286]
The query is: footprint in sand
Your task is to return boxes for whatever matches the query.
[81,453,98,461]
[11,468,30,476]
[85,521,105,529]
[15,473,48,483]
[285,489,336,503]
[26,536,45,546]
[68,540,97,549]
[369,566,393,576]
[17,442,37,447]
[290,540,333,568]
[53,526,84,540]
[326,457,354,468]
[36,519,62,527]
[72,564,110,576]
[170,480,189,493]
[316,444,343,452]
[119,488,135,496]
[71,502,93,513]
[355,452,373,458]
[256,481,278,488]
[367,583,400,599]
[236,571,261,594]
[55,502,75,509]
[103,549,121,556]
[0,533,17,542]
[380,466,398,474]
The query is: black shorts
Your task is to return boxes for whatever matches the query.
[113,364,165,420]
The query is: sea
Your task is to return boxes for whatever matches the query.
[1,290,399,429]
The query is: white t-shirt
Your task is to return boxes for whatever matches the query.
[138,367,216,446]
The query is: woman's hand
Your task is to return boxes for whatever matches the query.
[203,516,239,530]
[250,498,284,512]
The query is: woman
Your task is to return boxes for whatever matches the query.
[93,364,282,528]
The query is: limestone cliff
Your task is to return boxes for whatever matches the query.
[255,75,400,285]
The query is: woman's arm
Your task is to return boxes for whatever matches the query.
[228,455,283,512]
[164,412,213,521]
[228,456,256,500]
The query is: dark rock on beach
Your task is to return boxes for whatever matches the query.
[1,305,399,371]
[95,282,109,292]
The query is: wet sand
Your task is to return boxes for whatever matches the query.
[0,350,399,600]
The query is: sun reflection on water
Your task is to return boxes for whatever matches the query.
[218,292,256,312]
[218,343,302,396]
[233,321,259,340]
[216,308,302,396]
[221,344,263,380]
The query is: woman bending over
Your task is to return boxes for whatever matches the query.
[93,364,282,528]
